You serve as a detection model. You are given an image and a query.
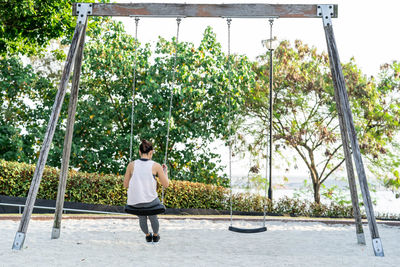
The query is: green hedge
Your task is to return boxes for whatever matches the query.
[0,160,355,218]
[0,159,230,209]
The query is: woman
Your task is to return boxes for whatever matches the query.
[124,139,169,242]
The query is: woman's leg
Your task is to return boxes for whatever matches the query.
[148,215,159,234]
[138,215,149,234]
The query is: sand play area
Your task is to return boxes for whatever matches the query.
[0,216,399,267]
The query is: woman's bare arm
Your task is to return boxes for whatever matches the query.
[123,162,134,188]
[156,163,169,187]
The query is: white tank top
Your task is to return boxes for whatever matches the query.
[127,159,158,205]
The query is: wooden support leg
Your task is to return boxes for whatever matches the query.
[332,79,366,245]
[322,13,384,256]
[11,22,86,251]
[51,21,87,240]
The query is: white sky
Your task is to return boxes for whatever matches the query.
[115,0,400,77]
[112,0,400,179]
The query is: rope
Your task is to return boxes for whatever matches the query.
[129,17,140,162]
[162,17,182,204]
[226,18,233,227]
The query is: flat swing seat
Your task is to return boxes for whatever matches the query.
[124,203,166,216]
[228,226,267,233]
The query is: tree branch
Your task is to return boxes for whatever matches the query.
[293,145,311,171]
[319,144,343,179]
[320,157,346,184]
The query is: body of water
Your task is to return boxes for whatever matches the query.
[231,175,400,215]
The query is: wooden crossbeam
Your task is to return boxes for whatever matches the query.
[72,3,338,18]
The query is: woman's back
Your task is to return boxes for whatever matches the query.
[127,159,157,205]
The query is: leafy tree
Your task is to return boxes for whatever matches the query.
[367,61,400,195]
[240,40,400,203]
[41,18,255,186]
[0,0,99,56]
[0,124,26,161]
[0,56,55,162]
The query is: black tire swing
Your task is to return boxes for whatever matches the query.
[226,18,270,233]
[124,17,182,216]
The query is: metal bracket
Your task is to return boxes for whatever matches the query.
[356,233,366,245]
[51,227,61,239]
[317,5,334,27]
[12,232,26,250]
[76,3,93,24]
[372,238,385,257]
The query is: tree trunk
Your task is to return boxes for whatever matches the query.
[307,148,321,204]
[307,153,321,204]
[313,181,321,204]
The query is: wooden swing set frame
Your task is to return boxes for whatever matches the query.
[11,2,384,257]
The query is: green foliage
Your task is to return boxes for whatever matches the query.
[274,196,308,215]
[38,18,254,186]
[1,17,255,186]
[0,159,228,208]
[0,56,36,124]
[163,180,227,209]
[0,56,46,162]
[0,125,26,161]
[240,40,400,203]
[1,159,360,218]
[367,61,400,194]
[230,192,270,212]
[293,178,377,206]
[0,0,98,56]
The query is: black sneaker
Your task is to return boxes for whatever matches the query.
[152,234,160,242]
[145,233,153,242]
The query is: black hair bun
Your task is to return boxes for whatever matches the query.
[139,139,153,154]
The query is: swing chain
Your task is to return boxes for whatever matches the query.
[226,17,233,226]
[129,17,140,162]
[226,17,270,229]
[269,19,274,49]
[162,17,182,203]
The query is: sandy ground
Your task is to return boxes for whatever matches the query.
[0,217,399,267]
